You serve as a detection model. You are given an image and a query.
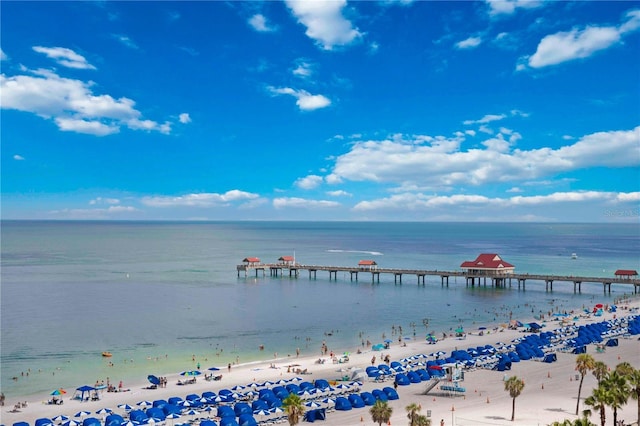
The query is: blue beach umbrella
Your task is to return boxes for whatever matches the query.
[52,416,69,423]
[147,375,160,385]
[180,370,201,376]
[74,412,91,418]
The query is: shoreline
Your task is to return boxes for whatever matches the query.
[4,295,640,426]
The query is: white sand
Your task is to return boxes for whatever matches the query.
[3,299,639,426]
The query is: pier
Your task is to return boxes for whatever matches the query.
[236,260,640,295]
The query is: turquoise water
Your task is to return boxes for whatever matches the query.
[1,221,638,398]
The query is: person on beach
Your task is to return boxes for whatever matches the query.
[228,363,232,372]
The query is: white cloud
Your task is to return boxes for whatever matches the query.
[525,10,640,68]
[273,197,340,209]
[249,14,275,32]
[285,0,362,50]
[0,48,7,61]
[141,190,259,207]
[325,126,640,188]
[112,34,139,49]
[292,60,313,78]
[456,36,482,49]
[33,46,96,70]
[179,113,192,124]
[486,0,543,17]
[48,205,138,219]
[89,197,121,205]
[1,68,170,136]
[463,113,507,125]
[267,86,331,111]
[326,190,352,197]
[13,154,24,160]
[295,174,324,189]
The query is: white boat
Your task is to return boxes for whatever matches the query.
[571,253,578,259]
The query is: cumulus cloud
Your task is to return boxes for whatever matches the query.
[486,0,543,17]
[33,46,96,69]
[463,113,507,125]
[267,86,331,111]
[249,14,275,32]
[1,67,171,136]
[285,0,362,50]
[179,113,192,124]
[49,205,138,219]
[89,197,120,205]
[273,197,340,209]
[456,36,482,49]
[13,154,24,160]
[525,9,640,68]
[141,190,259,207]
[325,126,640,189]
[295,174,324,189]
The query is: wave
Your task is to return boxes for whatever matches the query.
[326,249,383,256]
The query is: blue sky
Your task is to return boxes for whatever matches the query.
[1,0,639,222]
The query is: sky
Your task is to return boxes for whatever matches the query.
[1,0,639,222]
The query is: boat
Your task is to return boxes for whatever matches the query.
[571,253,578,259]
[102,352,113,357]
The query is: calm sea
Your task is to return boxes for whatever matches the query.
[1,221,638,398]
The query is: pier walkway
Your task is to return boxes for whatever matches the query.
[236,263,640,294]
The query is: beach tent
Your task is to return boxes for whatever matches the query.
[372,344,385,351]
[543,353,557,363]
[14,422,30,426]
[219,419,239,426]
[349,368,366,381]
[360,392,377,406]
[605,338,619,347]
[217,406,235,419]
[200,421,217,426]
[348,394,366,408]
[237,414,257,426]
[304,408,326,423]
[128,410,147,423]
[573,346,587,354]
[251,400,269,412]
[35,419,54,426]
[314,379,330,390]
[394,373,410,386]
[145,407,166,421]
[334,397,352,411]
[382,387,399,400]
[74,385,95,402]
[372,389,389,402]
[82,419,100,426]
[105,414,124,426]
[233,403,252,417]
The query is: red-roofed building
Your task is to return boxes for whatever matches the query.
[460,253,515,276]
[279,255,295,265]
[615,269,638,279]
[243,257,261,265]
[358,260,378,270]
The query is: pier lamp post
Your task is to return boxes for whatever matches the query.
[451,405,455,426]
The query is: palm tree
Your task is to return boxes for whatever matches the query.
[415,415,431,426]
[584,386,608,426]
[616,362,640,425]
[370,400,393,426]
[575,354,596,415]
[504,376,525,421]
[281,393,305,426]
[602,369,630,426]
[406,402,422,426]
[549,419,595,426]
[591,361,608,385]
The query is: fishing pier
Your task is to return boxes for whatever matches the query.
[236,255,640,295]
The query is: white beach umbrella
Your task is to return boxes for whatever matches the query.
[52,415,69,423]
[136,401,152,408]
[96,408,113,415]
[118,404,133,411]
[74,411,91,418]
[304,401,321,409]
[62,420,79,426]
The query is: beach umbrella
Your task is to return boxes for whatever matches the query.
[120,421,135,426]
[53,416,69,423]
[137,401,152,408]
[118,404,133,411]
[270,407,284,415]
[304,401,321,409]
[96,408,113,415]
[231,385,246,391]
[322,398,336,405]
[207,367,220,371]
[253,409,270,417]
[147,375,160,386]
[51,389,67,396]
[74,412,91,418]
[62,420,79,426]
[180,370,201,376]
[455,327,464,334]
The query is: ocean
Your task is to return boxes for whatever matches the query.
[1,221,638,398]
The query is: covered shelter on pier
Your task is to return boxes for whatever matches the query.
[358,260,378,270]
[278,256,295,266]
[615,269,638,279]
[242,257,261,265]
[460,253,514,288]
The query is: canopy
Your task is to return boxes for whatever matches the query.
[147,375,160,385]
[74,386,95,401]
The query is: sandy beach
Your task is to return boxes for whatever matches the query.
[3,298,639,426]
